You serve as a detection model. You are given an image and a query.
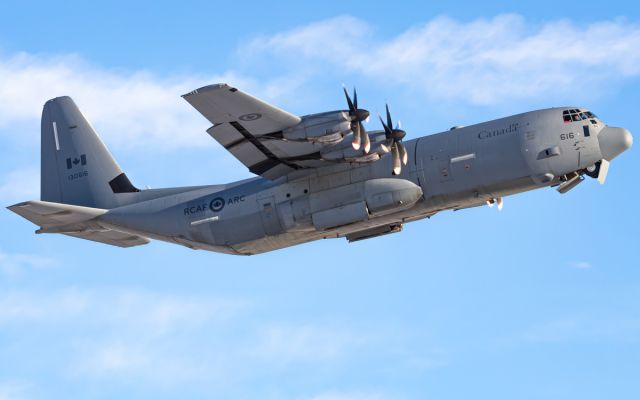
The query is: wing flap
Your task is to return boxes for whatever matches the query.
[183,84,340,180]
[207,122,298,179]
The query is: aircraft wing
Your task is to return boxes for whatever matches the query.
[183,84,329,180]
[7,200,150,248]
[182,83,301,130]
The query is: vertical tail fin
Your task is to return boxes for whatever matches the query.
[41,96,139,209]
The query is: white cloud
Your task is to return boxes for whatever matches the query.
[0,289,87,321]
[524,319,580,342]
[0,288,244,333]
[3,14,638,156]
[247,14,640,105]
[0,286,441,395]
[570,261,593,269]
[0,288,247,385]
[249,324,368,364]
[102,289,245,335]
[0,381,30,400]
[70,339,210,385]
[525,317,640,343]
[0,249,55,277]
[0,52,303,150]
[0,167,38,204]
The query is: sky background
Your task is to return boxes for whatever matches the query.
[1,1,639,399]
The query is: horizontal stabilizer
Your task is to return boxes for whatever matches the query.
[7,200,149,248]
[64,230,150,248]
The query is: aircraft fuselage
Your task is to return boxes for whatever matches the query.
[99,107,626,255]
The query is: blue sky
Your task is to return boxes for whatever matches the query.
[1,1,639,399]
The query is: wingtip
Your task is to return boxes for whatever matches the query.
[182,83,230,98]
[6,201,30,211]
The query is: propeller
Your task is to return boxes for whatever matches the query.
[343,87,371,153]
[378,104,408,175]
[486,197,504,211]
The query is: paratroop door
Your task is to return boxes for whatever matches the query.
[257,195,282,235]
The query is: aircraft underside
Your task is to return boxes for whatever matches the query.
[7,84,633,255]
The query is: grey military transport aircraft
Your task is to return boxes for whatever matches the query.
[8,84,633,255]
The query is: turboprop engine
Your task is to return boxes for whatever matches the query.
[320,130,389,163]
[282,111,353,145]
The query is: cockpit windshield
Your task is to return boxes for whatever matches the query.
[562,109,597,123]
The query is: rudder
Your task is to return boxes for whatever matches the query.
[41,97,139,209]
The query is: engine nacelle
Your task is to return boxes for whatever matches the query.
[283,111,352,144]
[321,130,388,162]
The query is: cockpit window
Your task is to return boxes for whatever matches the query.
[562,108,597,123]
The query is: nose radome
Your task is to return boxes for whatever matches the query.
[598,126,633,161]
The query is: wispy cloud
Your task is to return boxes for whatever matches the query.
[570,261,593,269]
[247,14,640,105]
[0,288,248,385]
[0,288,245,332]
[0,52,303,150]
[2,14,638,155]
[249,324,367,364]
[0,289,87,322]
[525,317,640,343]
[0,167,38,204]
[69,339,212,385]
[0,381,30,400]
[0,249,55,277]
[0,286,435,393]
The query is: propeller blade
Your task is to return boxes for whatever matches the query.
[378,115,392,137]
[398,142,408,165]
[343,87,355,113]
[351,122,361,150]
[391,143,402,175]
[361,122,371,153]
[353,88,358,110]
[497,197,503,211]
[597,159,610,184]
[396,120,402,129]
[486,200,494,208]
[386,104,393,134]
[379,140,391,153]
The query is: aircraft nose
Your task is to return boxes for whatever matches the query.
[598,126,633,161]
